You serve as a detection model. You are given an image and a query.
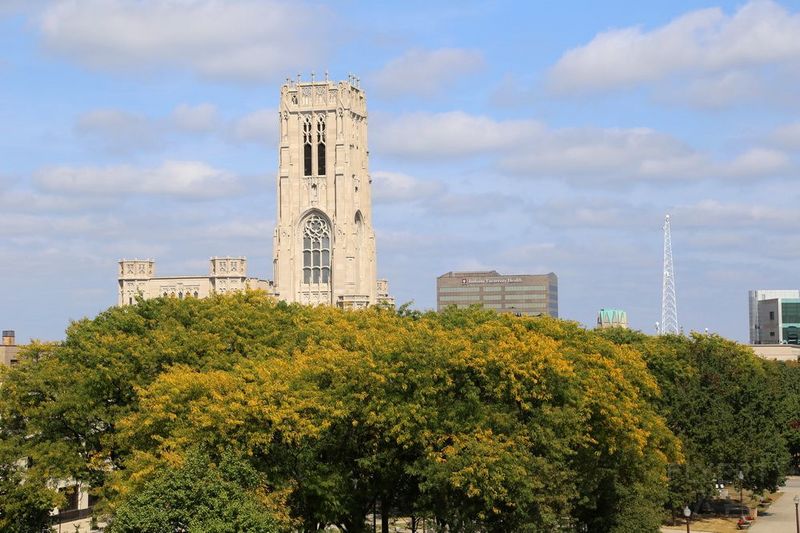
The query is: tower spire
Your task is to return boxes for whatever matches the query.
[661,214,679,335]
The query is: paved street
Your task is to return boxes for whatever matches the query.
[751,476,800,532]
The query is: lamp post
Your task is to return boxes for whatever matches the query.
[738,470,745,520]
[683,505,691,533]
[794,494,799,533]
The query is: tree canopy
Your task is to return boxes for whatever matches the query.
[1,293,797,532]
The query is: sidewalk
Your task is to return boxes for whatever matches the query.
[750,476,800,532]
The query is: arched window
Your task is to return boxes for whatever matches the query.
[303,115,312,176]
[317,115,326,176]
[302,214,331,284]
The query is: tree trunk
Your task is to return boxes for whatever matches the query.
[381,499,389,533]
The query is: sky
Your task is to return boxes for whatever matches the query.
[3,0,800,343]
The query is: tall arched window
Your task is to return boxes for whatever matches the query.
[316,115,326,176]
[303,115,312,176]
[302,214,330,284]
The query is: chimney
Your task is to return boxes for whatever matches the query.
[2,330,15,346]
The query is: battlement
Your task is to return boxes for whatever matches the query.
[210,257,247,277]
[280,74,366,116]
[118,259,155,280]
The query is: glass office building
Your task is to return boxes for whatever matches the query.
[436,271,558,317]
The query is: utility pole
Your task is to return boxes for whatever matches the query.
[661,214,679,335]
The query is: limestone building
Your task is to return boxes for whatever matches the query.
[436,271,558,317]
[118,257,272,306]
[117,76,390,309]
[272,76,377,308]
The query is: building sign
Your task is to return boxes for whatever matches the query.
[461,277,523,285]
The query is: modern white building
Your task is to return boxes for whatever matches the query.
[748,289,800,344]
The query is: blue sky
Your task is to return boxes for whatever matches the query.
[3,0,800,342]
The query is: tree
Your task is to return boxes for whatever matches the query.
[107,448,280,533]
[2,294,687,531]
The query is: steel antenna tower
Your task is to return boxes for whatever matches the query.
[661,214,679,335]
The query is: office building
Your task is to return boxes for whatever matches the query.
[749,290,800,344]
[597,309,628,329]
[436,271,557,317]
[755,297,800,345]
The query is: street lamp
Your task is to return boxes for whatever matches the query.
[683,505,691,533]
[738,470,745,520]
[794,494,799,533]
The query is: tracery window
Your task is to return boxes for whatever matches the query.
[303,115,312,176]
[302,214,330,284]
[317,115,326,175]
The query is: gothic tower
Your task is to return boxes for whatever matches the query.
[272,76,377,307]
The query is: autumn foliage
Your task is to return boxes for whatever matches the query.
[0,292,796,532]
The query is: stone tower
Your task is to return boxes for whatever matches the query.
[273,76,377,307]
[118,259,155,306]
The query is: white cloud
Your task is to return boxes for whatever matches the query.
[722,147,791,178]
[372,171,443,204]
[549,0,800,94]
[372,111,543,158]
[374,110,796,184]
[76,109,161,153]
[35,160,240,199]
[231,108,278,145]
[371,48,484,97]
[38,0,333,82]
[771,122,800,150]
[673,199,800,228]
[76,104,272,152]
[171,103,218,133]
[500,127,704,181]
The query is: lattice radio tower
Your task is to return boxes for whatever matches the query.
[660,214,679,335]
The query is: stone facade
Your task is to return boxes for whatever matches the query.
[117,77,390,309]
[117,257,272,306]
[272,77,377,308]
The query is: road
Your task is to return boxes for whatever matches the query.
[751,476,800,532]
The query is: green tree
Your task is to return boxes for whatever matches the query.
[107,448,279,533]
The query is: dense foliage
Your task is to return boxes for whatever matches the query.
[0,293,797,532]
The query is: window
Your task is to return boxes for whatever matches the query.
[302,214,331,284]
[770,311,775,320]
[317,115,326,175]
[303,115,312,176]
[783,302,800,324]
